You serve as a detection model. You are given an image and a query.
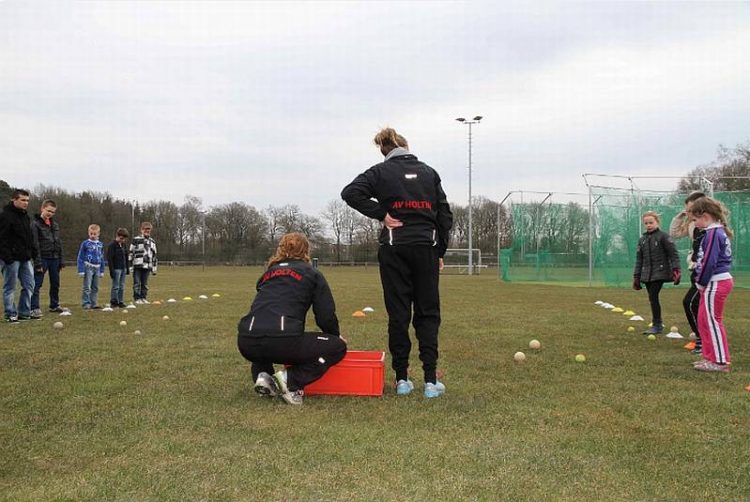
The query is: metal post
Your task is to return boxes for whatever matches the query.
[468,121,473,275]
[456,116,482,275]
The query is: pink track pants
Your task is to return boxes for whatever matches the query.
[698,278,733,364]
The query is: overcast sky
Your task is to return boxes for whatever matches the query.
[2,1,749,213]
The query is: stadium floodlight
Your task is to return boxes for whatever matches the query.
[455,115,483,275]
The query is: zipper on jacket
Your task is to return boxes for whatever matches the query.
[388,228,393,245]
[280,316,285,331]
[432,229,437,246]
[248,316,254,332]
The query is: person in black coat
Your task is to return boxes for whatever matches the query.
[341,127,453,398]
[237,233,347,405]
[633,211,681,334]
[30,199,64,315]
[0,189,38,322]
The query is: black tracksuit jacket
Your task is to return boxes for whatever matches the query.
[237,259,340,338]
[0,202,37,264]
[341,153,453,256]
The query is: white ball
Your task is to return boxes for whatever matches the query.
[514,351,526,362]
[122,309,128,314]
[134,330,142,336]
[529,339,541,350]
[670,325,679,332]
[119,320,127,327]
[53,321,64,329]
[162,315,170,321]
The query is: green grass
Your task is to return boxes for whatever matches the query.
[2,266,749,500]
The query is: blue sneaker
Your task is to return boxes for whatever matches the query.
[396,379,414,395]
[424,381,446,398]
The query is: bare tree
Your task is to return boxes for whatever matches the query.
[321,200,347,262]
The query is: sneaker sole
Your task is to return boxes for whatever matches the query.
[254,383,276,397]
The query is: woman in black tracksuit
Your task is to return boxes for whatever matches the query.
[341,127,453,398]
[633,211,681,335]
[237,233,346,405]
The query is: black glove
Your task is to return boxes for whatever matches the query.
[672,269,681,286]
[632,276,642,291]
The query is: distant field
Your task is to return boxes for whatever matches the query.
[2,266,749,500]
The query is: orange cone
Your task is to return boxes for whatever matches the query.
[684,341,696,350]
[352,310,366,318]
[745,383,750,392]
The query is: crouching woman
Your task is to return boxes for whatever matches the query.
[237,233,346,405]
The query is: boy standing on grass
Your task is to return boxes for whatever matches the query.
[0,189,38,322]
[31,199,64,317]
[77,224,105,310]
[106,228,129,308]
[129,222,157,304]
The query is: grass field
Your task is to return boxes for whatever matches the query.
[2,266,749,500]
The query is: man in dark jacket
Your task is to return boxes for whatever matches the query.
[31,199,64,316]
[0,189,38,322]
[341,127,453,398]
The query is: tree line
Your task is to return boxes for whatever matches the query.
[2,139,747,265]
[0,180,511,264]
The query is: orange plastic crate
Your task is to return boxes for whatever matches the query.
[305,350,385,396]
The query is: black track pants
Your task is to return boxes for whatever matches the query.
[378,245,441,383]
[237,333,347,391]
[683,280,702,344]
[645,280,665,326]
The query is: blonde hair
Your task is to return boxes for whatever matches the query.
[688,197,734,238]
[373,127,408,150]
[140,221,153,230]
[642,211,660,225]
[267,233,311,268]
[88,224,100,233]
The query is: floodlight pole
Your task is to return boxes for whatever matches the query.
[456,115,482,275]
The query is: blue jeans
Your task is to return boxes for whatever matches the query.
[81,265,101,307]
[1,259,34,318]
[133,268,150,300]
[110,269,126,305]
[32,257,61,310]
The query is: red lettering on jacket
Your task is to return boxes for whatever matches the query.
[391,200,432,210]
[261,268,303,283]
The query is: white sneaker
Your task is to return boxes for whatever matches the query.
[273,370,303,405]
[254,372,279,397]
[134,299,144,305]
[142,299,150,304]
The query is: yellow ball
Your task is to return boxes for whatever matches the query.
[529,339,541,350]
[575,354,586,363]
[119,320,127,327]
[627,326,635,332]
[648,334,656,341]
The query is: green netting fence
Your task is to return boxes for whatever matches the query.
[499,186,749,288]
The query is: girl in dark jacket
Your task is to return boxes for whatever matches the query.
[633,211,681,334]
[237,233,347,405]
